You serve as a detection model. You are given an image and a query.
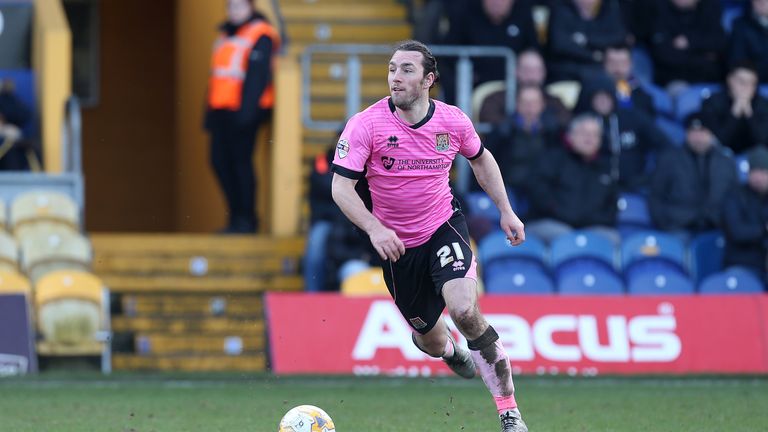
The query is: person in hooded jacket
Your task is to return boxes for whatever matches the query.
[574,74,671,192]
[204,0,279,233]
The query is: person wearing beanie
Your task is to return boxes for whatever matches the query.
[649,112,739,236]
[722,146,768,284]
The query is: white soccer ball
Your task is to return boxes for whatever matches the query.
[278,405,336,432]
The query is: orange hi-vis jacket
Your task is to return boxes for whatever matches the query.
[208,19,280,111]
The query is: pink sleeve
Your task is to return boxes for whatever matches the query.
[331,113,372,178]
[458,111,483,159]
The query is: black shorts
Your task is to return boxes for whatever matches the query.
[381,211,477,335]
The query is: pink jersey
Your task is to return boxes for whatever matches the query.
[332,97,483,248]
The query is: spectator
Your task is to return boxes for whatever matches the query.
[0,79,36,171]
[603,44,656,117]
[546,0,628,82]
[478,50,571,127]
[484,85,562,196]
[722,146,768,282]
[649,113,739,235]
[575,75,671,191]
[527,114,620,243]
[647,0,727,88]
[204,0,279,233]
[728,0,768,84]
[701,62,768,154]
[442,0,539,103]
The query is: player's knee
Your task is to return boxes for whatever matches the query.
[413,333,447,357]
[448,303,480,332]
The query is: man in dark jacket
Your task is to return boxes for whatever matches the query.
[701,62,768,154]
[647,0,726,87]
[441,0,539,103]
[649,112,739,234]
[484,85,562,197]
[547,0,628,82]
[527,113,620,243]
[603,44,656,117]
[722,146,768,282]
[728,0,768,83]
[204,0,278,233]
[575,75,671,192]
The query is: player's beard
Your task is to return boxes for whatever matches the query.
[391,78,426,111]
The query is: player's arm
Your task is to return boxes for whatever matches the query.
[468,150,526,246]
[331,174,405,262]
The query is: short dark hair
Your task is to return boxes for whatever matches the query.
[392,40,440,88]
[728,60,758,77]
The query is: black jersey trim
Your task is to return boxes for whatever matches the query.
[467,144,485,161]
[331,163,365,180]
[388,98,436,129]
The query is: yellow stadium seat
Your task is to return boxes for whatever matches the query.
[0,270,31,294]
[0,197,6,231]
[545,80,581,110]
[34,270,109,358]
[10,190,79,239]
[341,267,389,296]
[0,231,18,272]
[471,80,506,124]
[20,230,92,282]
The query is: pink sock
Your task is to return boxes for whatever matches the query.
[441,337,455,359]
[470,340,517,414]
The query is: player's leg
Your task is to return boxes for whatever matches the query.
[410,317,475,378]
[443,280,527,432]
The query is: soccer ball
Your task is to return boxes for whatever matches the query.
[278,405,336,432]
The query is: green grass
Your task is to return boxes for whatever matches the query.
[1,373,767,431]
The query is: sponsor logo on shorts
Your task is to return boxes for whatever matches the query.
[336,139,349,159]
[452,260,465,272]
[435,133,450,152]
[381,156,395,170]
[409,317,428,330]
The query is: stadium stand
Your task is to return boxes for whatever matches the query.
[616,193,654,237]
[550,230,617,272]
[556,264,624,295]
[621,231,688,275]
[0,270,31,294]
[9,190,80,239]
[626,264,695,295]
[20,229,92,283]
[485,269,554,295]
[0,231,17,273]
[340,267,388,296]
[478,230,548,282]
[688,231,726,284]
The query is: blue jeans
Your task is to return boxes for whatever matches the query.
[303,221,332,292]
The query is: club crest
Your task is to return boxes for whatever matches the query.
[435,133,450,152]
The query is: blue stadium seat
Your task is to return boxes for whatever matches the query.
[479,230,547,282]
[557,263,624,295]
[760,85,768,99]
[655,116,685,146]
[734,153,749,184]
[485,268,555,294]
[631,46,654,84]
[622,231,687,274]
[550,230,616,270]
[688,231,725,283]
[722,6,743,33]
[699,267,766,294]
[639,81,673,118]
[617,193,653,237]
[674,84,722,122]
[465,191,500,223]
[0,69,37,138]
[626,262,694,295]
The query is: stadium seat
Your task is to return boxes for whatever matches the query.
[632,46,654,84]
[556,263,624,295]
[688,231,725,283]
[0,231,18,272]
[471,80,505,123]
[34,270,109,356]
[0,197,6,231]
[621,231,687,274]
[340,267,389,296]
[10,190,80,239]
[20,230,92,282]
[655,116,685,147]
[479,230,547,281]
[550,230,616,271]
[545,80,581,110]
[0,270,31,294]
[674,84,722,122]
[638,81,673,118]
[617,193,653,237]
[485,268,554,294]
[626,262,694,295]
[734,153,749,184]
[465,191,501,224]
[699,267,765,294]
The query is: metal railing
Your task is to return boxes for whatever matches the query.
[300,44,516,193]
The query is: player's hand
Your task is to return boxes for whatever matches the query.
[500,210,525,247]
[369,224,406,262]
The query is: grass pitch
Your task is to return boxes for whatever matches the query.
[0,373,766,431]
